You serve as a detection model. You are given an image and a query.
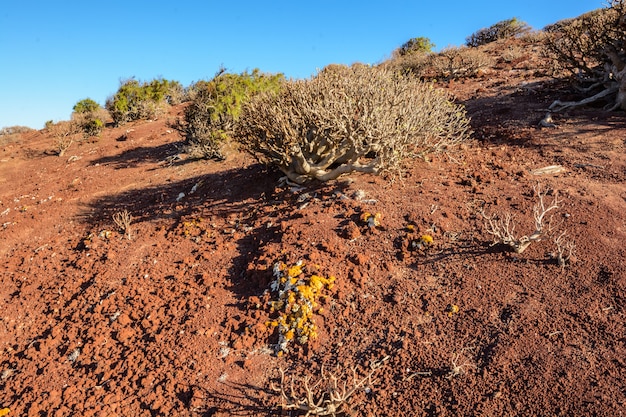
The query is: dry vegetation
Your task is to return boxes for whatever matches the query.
[236,64,471,183]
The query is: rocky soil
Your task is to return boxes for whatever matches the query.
[1,39,625,416]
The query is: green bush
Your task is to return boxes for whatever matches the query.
[236,64,472,184]
[72,98,107,138]
[183,69,284,160]
[466,18,531,47]
[397,37,435,56]
[105,78,175,125]
[73,98,101,114]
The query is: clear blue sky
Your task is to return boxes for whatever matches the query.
[1,1,600,129]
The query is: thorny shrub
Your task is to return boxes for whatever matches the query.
[236,64,472,184]
[466,17,532,47]
[182,69,284,160]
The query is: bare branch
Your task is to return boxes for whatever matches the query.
[272,356,389,416]
[482,184,559,254]
[113,210,133,240]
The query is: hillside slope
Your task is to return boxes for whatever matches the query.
[1,39,625,416]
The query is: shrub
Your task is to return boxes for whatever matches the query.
[48,120,80,156]
[74,114,105,138]
[182,69,284,160]
[72,98,107,138]
[0,126,33,146]
[466,18,531,47]
[544,6,619,78]
[0,126,33,136]
[544,1,626,111]
[236,64,472,184]
[105,78,175,125]
[428,46,495,79]
[73,98,101,114]
[383,51,432,76]
[397,36,435,56]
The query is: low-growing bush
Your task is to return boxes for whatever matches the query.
[72,98,107,138]
[105,78,177,125]
[182,69,284,160]
[466,18,531,47]
[0,126,33,146]
[428,46,495,79]
[236,64,472,184]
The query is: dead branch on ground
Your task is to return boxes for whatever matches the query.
[481,184,559,254]
[272,356,389,416]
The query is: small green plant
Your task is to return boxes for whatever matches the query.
[182,68,284,160]
[466,17,531,47]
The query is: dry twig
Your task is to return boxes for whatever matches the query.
[272,356,389,416]
[481,184,559,253]
[112,210,133,240]
[551,230,576,267]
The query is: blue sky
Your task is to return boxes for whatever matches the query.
[1,1,600,129]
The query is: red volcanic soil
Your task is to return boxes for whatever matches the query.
[1,40,625,416]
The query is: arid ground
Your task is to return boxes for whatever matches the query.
[1,39,625,416]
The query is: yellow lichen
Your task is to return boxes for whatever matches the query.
[360,212,382,228]
[421,234,434,244]
[267,260,335,354]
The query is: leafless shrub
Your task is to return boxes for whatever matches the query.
[481,184,559,254]
[112,210,133,240]
[0,125,33,146]
[550,230,577,267]
[272,357,389,416]
[446,351,477,379]
[48,120,80,156]
[383,51,432,76]
[428,46,495,79]
[236,64,472,184]
[500,44,526,63]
